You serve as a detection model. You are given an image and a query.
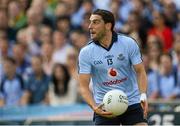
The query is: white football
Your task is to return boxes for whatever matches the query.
[103,89,128,117]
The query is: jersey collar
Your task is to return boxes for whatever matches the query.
[94,31,118,51]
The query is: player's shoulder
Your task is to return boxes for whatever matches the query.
[79,40,95,54]
[117,33,138,45]
[80,40,96,51]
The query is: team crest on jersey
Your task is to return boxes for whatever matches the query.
[108,68,118,78]
[117,53,125,60]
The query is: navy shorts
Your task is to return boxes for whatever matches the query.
[93,103,148,125]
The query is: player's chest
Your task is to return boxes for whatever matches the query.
[91,50,129,70]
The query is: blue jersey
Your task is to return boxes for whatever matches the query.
[78,32,142,106]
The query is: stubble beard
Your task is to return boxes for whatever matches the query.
[92,31,106,42]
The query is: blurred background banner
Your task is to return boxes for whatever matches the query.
[0,103,180,125]
[0,104,93,125]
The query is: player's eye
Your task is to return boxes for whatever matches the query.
[92,20,101,24]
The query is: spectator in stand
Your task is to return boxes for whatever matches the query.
[54,1,69,18]
[39,25,52,44]
[161,0,177,28]
[172,32,180,64]
[66,47,84,103]
[174,42,180,95]
[52,30,72,64]
[0,31,12,78]
[66,47,79,83]
[174,11,180,33]
[174,32,180,43]
[21,55,50,105]
[71,0,94,28]
[80,12,91,35]
[16,28,27,45]
[30,0,53,27]
[0,0,10,9]
[25,25,41,56]
[109,0,124,32]
[12,43,30,77]
[0,57,25,107]
[147,35,163,71]
[122,11,147,48]
[0,33,12,59]
[70,29,88,51]
[7,0,27,31]
[148,10,173,52]
[56,15,71,36]
[48,63,78,106]
[44,0,58,20]
[93,0,110,10]
[19,0,31,13]
[142,51,158,100]
[16,28,31,59]
[41,42,54,76]
[120,0,152,34]
[0,8,16,41]
[61,0,79,18]
[156,53,180,99]
[26,0,52,28]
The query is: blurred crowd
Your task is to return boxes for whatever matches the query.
[0,0,180,108]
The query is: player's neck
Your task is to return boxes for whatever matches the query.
[99,31,112,48]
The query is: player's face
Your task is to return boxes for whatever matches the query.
[89,14,106,41]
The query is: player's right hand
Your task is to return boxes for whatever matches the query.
[140,93,148,118]
[93,103,113,117]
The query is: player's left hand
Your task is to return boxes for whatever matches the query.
[93,103,113,118]
[140,93,148,118]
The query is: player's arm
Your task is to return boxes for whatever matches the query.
[134,63,147,94]
[78,47,112,117]
[134,63,148,117]
[128,37,148,117]
[128,38,148,94]
[79,74,112,117]
[79,74,95,109]
[78,48,95,108]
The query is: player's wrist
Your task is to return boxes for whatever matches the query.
[140,93,147,102]
[91,104,97,111]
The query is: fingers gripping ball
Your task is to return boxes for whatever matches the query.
[103,90,128,117]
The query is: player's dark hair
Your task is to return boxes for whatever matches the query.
[92,9,115,31]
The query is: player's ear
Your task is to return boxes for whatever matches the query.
[105,23,112,31]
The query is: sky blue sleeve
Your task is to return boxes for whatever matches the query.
[78,48,92,74]
[128,39,142,65]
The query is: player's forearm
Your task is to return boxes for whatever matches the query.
[136,69,148,94]
[79,85,96,110]
[134,63,148,94]
[79,74,97,110]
